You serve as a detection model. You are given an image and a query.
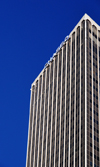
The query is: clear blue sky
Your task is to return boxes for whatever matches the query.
[0,0,100,167]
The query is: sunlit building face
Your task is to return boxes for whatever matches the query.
[26,14,100,167]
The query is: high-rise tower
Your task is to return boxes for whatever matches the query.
[26,14,100,167]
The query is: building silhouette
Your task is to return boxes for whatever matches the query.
[26,14,100,167]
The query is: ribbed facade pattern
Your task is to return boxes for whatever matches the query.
[26,14,100,167]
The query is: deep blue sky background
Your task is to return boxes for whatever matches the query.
[0,0,100,167]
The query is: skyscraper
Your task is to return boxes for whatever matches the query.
[26,14,100,167]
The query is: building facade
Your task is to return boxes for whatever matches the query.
[26,14,100,167]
